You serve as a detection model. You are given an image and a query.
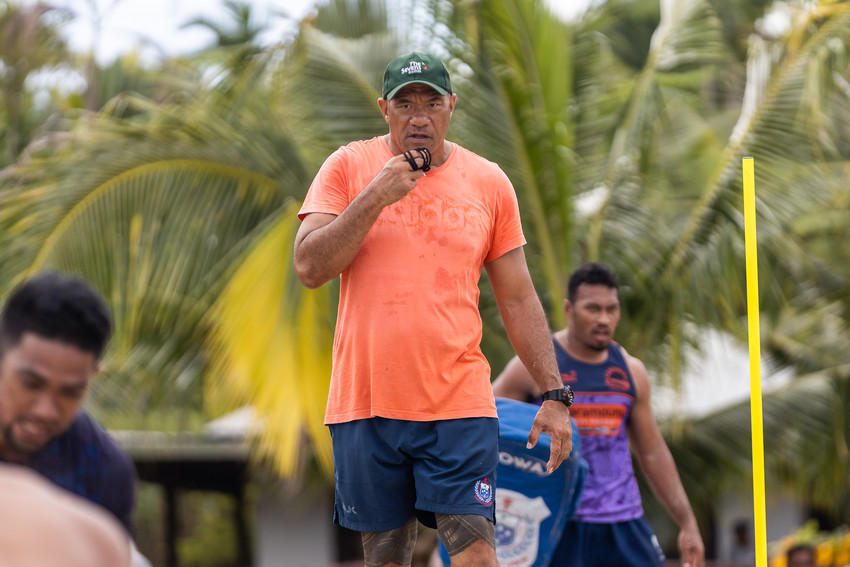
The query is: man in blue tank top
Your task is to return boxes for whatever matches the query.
[0,273,137,537]
[493,263,704,567]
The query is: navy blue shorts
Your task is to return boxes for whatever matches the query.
[551,517,665,567]
[329,417,499,532]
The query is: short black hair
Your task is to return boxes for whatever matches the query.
[0,272,112,359]
[567,262,619,303]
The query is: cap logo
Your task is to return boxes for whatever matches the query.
[383,52,452,99]
[401,61,427,75]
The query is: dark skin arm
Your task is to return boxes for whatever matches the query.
[293,152,427,289]
[485,248,572,473]
[625,350,704,567]
[492,354,540,402]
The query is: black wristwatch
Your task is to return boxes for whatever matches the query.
[541,386,574,407]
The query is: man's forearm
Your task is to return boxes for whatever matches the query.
[500,293,562,394]
[640,448,698,528]
[294,189,386,288]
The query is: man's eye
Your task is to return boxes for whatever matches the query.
[62,389,86,400]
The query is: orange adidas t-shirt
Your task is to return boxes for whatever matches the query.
[299,137,526,424]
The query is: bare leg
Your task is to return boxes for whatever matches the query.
[362,516,418,567]
[436,514,497,567]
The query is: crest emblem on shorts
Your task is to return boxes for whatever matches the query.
[474,477,494,505]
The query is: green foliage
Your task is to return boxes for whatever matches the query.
[133,484,248,567]
[0,2,72,164]
[586,0,661,70]
[133,483,167,563]
[0,48,307,436]
[2,0,850,518]
[176,491,245,567]
[181,0,268,48]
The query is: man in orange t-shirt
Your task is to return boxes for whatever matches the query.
[294,51,573,567]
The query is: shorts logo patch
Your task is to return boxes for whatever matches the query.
[473,477,494,505]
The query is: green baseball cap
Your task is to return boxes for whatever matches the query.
[382,51,453,100]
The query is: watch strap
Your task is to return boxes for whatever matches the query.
[541,386,573,407]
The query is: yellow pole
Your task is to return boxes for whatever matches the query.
[743,156,768,566]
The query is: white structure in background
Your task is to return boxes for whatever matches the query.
[653,330,794,419]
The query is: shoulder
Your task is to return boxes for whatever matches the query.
[616,345,650,399]
[616,345,645,372]
[452,144,511,179]
[68,413,134,475]
[317,137,388,175]
[66,412,114,443]
[338,136,386,158]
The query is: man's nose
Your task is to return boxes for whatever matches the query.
[30,393,61,421]
[410,105,429,125]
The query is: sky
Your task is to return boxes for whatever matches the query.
[24,0,595,64]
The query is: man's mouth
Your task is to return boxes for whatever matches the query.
[15,420,52,447]
[408,133,430,144]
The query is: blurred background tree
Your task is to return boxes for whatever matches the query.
[0,2,71,164]
[1,0,849,562]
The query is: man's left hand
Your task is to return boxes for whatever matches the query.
[527,401,572,474]
[678,523,705,567]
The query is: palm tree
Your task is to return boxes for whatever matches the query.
[180,0,268,49]
[2,0,849,510]
[0,2,72,165]
[628,0,850,526]
[0,44,335,476]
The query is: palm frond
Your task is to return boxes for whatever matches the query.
[664,6,850,282]
[667,371,850,517]
[279,25,398,159]
[447,0,579,322]
[586,0,727,258]
[206,205,335,478]
[15,160,286,426]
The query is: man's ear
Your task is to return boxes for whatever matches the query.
[563,298,573,319]
[377,97,390,123]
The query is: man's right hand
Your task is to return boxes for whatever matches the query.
[527,401,573,474]
[294,151,430,288]
[369,153,427,207]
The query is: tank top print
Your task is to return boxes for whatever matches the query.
[553,339,644,522]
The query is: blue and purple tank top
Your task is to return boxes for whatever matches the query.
[552,339,643,523]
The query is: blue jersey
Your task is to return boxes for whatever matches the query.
[553,340,643,523]
[26,411,136,533]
